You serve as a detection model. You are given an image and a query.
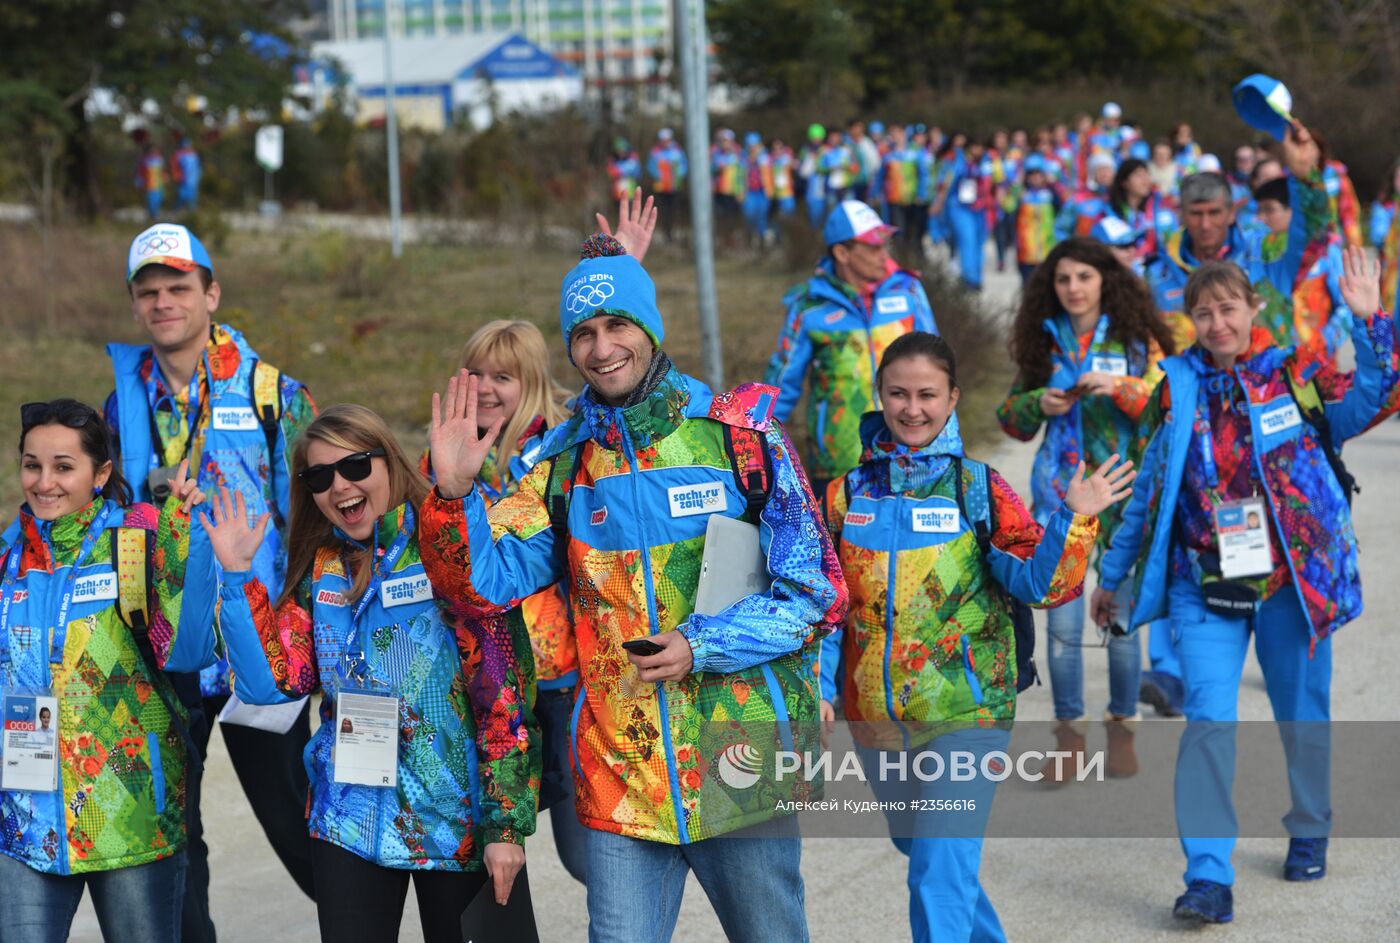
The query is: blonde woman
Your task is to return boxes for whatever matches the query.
[203,405,538,942]
[421,320,587,881]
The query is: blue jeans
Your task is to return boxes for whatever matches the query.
[0,851,186,943]
[1046,593,1142,719]
[583,817,807,943]
[1169,579,1332,886]
[537,685,587,883]
[948,205,986,289]
[856,726,1011,943]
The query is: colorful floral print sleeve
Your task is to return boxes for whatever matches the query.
[821,412,1096,747]
[996,314,1164,566]
[216,501,538,870]
[0,495,217,875]
[418,372,847,845]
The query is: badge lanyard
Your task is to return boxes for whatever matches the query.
[339,506,415,688]
[145,349,212,469]
[0,502,118,672]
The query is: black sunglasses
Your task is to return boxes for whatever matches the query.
[296,449,386,494]
[21,400,100,432]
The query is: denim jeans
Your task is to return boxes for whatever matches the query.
[583,816,807,943]
[1169,580,1332,886]
[537,685,587,884]
[1045,593,1141,718]
[0,851,186,943]
[856,726,1011,943]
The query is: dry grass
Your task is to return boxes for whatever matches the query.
[0,221,1011,508]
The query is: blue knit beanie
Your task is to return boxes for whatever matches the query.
[559,235,664,359]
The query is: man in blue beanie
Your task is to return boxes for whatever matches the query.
[420,233,848,943]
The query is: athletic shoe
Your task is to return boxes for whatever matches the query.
[1139,670,1184,717]
[1284,838,1328,881]
[1173,880,1234,924]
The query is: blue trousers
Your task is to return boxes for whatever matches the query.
[857,726,1011,943]
[806,197,825,229]
[583,816,807,943]
[1148,617,1181,678]
[948,206,986,289]
[1046,593,1142,718]
[1169,579,1332,886]
[743,192,771,238]
[0,851,187,943]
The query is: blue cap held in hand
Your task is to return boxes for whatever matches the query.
[1232,74,1295,142]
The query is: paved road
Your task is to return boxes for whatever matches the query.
[69,254,1400,941]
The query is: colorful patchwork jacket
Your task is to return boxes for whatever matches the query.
[1100,311,1399,646]
[420,417,578,691]
[819,413,1097,747]
[107,323,316,697]
[1146,170,1331,356]
[767,258,938,482]
[1323,160,1362,248]
[1254,232,1353,361]
[217,502,538,871]
[1014,187,1061,265]
[1378,201,1399,316]
[0,496,217,875]
[417,371,847,846]
[997,314,1165,564]
[646,142,687,194]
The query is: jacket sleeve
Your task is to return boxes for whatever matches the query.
[764,294,815,423]
[997,376,1047,441]
[453,607,540,846]
[680,422,848,674]
[1321,305,1400,441]
[1271,170,1331,289]
[150,496,218,672]
[817,477,848,703]
[417,470,565,619]
[1107,341,1167,421]
[911,279,938,334]
[984,469,1098,608]
[1098,381,1171,592]
[1370,202,1394,249]
[217,569,319,704]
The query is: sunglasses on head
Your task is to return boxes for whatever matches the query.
[20,401,99,433]
[296,449,386,494]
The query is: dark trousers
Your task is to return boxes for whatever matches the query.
[310,839,491,943]
[182,689,316,943]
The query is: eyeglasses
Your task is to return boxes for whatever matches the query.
[296,449,386,494]
[20,401,99,433]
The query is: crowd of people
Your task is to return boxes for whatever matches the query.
[1,87,1398,943]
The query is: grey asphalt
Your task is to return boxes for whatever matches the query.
[69,254,1400,941]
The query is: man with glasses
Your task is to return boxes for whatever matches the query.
[765,200,938,495]
[105,223,318,942]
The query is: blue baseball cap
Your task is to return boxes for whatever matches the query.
[127,223,213,282]
[1128,140,1151,161]
[823,200,896,247]
[1023,153,1048,175]
[1232,74,1294,142]
[744,131,762,148]
[1091,216,1139,248]
[869,121,885,136]
[559,253,663,359]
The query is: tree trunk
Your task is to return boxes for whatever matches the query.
[62,100,102,220]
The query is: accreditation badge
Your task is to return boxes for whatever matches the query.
[1213,498,1272,580]
[331,686,400,788]
[2,691,60,792]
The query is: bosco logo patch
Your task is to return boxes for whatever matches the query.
[212,406,260,431]
[844,511,874,527]
[591,506,608,526]
[380,574,432,608]
[71,572,119,604]
[316,589,346,607]
[824,310,846,325]
[911,507,960,534]
[667,483,726,518]
[11,590,27,604]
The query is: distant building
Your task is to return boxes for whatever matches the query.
[326,0,673,105]
[307,32,582,130]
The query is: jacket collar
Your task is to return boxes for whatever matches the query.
[17,497,112,567]
[578,365,704,454]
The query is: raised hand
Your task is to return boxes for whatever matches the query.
[1281,121,1321,179]
[167,459,206,514]
[199,487,271,572]
[1338,245,1381,317]
[1064,454,1136,517]
[430,369,502,500]
[596,188,657,262]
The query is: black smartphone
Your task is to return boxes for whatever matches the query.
[621,638,665,657]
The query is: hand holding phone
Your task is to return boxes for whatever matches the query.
[621,638,665,657]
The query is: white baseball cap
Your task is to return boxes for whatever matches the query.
[126,224,213,283]
[1102,102,1123,119]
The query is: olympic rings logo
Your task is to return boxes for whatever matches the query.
[565,281,615,314]
[138,235,181,255]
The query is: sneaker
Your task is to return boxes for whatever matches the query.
[1139,670,1184,717]
[1173,880,1234,924]
[1284,838,1328,881]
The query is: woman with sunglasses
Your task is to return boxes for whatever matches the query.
[420,319,587,882]
[0,399,214,943]
[201,404,538,943]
